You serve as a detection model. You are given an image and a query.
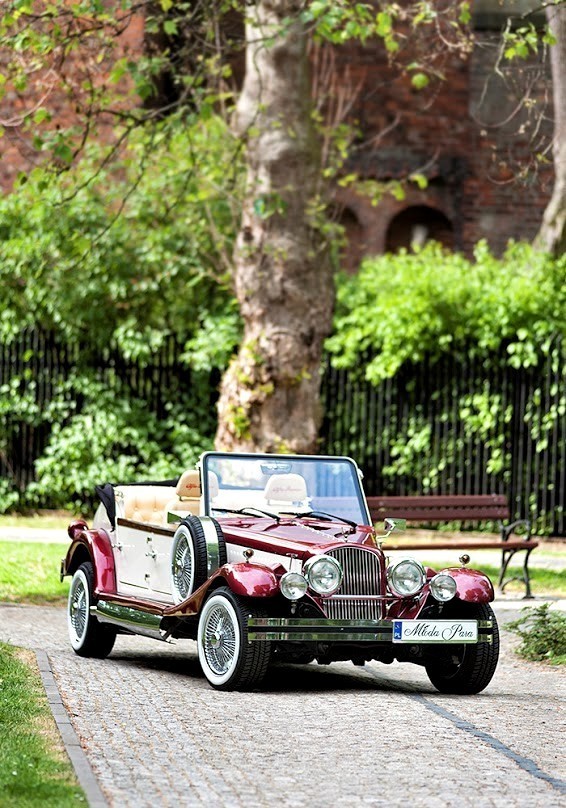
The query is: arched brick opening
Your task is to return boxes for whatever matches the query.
[385,206,454,252]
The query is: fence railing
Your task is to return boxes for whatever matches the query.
[1,329,564,534]
[320,341,565,535]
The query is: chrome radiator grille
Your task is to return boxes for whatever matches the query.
[324,547,382,621]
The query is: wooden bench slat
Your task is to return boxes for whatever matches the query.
[383,541,539,551]
[370,507,509,521]
[368,495,508,507]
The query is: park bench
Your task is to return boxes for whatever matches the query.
[367,494,538,598]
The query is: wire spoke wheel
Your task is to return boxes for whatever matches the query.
[67,562,116,658]
[170,518,226,604]
[197,587,271,691]
[202,603,238,676]
[172,534,194,601]
[69,575,88,645]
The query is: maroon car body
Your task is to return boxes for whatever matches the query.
[62,452,499,692]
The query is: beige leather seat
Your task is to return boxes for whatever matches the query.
[164,469,202,522]
[115,485,176,525]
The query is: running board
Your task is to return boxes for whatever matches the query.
[92,600,168,641]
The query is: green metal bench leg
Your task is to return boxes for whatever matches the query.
[522,547,534,599]
[499,547,534,599]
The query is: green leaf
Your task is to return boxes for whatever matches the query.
[411,72,430,90]
[53,142,73,164]
[409,173,428,189]
[459,2,471,24]
[33,108,51,124]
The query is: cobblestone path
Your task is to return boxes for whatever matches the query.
[0,603,564,808]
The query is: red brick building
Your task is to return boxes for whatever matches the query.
[332,1,553,265]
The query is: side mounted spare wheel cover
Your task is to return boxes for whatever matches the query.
[170,516,227,604]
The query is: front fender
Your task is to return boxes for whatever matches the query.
[219,562,279,598]
[63,521,116,595]
[440,567,494,603]
[390,567,495,619]
[166,562,280,617]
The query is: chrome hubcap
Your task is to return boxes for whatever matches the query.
[173,536,193,599]
[70,579,87,640]
[203,605,236,675]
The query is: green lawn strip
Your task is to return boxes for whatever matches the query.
[0,514,74,530]
[0,543,69,605]
[0,642,86,807]
[420,560,566,599]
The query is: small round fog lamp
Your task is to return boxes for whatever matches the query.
[280,571,308,601]
[430,573,457,602]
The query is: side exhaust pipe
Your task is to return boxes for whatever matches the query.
[92,600,167,641]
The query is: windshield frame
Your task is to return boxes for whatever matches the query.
[200,451,371,526]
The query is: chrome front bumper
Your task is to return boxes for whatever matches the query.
[247,618,494,643]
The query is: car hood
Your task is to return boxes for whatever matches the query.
[216,516,377,559]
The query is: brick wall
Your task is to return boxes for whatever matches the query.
[331,28,553,263]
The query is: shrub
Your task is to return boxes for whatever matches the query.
[505,604,566,664]
[328,241,565,383]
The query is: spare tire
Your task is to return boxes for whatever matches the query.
[170,516,227,603]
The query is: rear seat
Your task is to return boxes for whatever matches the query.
[115,485,177,526]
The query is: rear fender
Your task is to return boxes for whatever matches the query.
[62,521,116,595]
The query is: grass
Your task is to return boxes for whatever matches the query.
[0,643,86,807]
[0,542,70,605]
[0,513,74,530]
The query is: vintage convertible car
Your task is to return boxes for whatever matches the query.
[62,452,499,693]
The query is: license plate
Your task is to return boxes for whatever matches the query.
[392,620,478,644]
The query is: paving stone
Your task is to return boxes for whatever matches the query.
[0,603,564,808]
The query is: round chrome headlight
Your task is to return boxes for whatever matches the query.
[387,558,426,597]
[430,573,457,602]
[304,555,343,596]
[280,572,308,601]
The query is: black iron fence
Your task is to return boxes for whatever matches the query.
[320,341,565,535]
[1,329,564,534]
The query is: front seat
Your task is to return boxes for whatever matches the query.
[263,473,309,512]
[165,469,202,523]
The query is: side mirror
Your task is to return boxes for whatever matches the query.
[384,518,406,533]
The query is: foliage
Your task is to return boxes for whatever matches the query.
[328,241,565,383]
[0,117,242,361]
[0,114,242,513]
[29,386,214,512]
[1,363,217,512]
[0,643,85,806]
[505,604,566,664]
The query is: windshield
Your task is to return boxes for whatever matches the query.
[201,452,371,526]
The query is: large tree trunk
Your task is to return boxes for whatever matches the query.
[535,3,566,256]
[215,1,334,454]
